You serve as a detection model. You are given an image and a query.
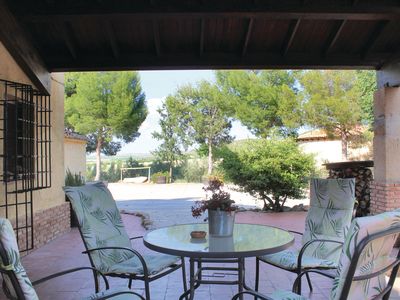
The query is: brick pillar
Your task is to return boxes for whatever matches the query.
[370,87,400,214]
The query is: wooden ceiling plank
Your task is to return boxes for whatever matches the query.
[362,20,389,59]
[281,19,301,56]
[242,18,254,56]
[60,22,77,60]
[0,0,50,94]
[152,20,161,57]
[324,19,347,55]
[199,18,205,56]
[105,21,120,59]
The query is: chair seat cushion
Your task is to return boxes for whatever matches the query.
[259,249,337,270]
[106,254,180,276]
[270,290,308,300]
[82,288,142,300]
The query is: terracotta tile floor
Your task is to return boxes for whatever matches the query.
[1,211,400,299]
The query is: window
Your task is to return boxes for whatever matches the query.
[4,99,35,181]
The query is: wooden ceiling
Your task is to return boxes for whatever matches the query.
[3,0,400,73]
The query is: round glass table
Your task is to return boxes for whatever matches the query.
[144,223,294,300]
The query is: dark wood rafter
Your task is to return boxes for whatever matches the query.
[324,19,347,55]
[362,20,389,59]
[153,20,161,57]
[104,21,120,59]
[199,18,205,57]
[45,51,386,72]
[281,19,301,56]
[0,0,50,94]
[18,5,400,22]
[242,18,254,56]
[60,22,77,60]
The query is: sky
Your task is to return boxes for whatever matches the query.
[118,70,254,155]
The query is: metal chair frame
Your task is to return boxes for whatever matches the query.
[0,235,145,300]
[72,208,187,300]
[236,224,400,300]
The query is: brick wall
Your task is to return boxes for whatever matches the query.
[33,202,71,249]
[370,181,400,214]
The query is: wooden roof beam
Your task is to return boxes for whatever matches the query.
[324,19,347,55]
[0,0,50,94]
[20,6,400,22]
[105,21,120,59]
[60,22,77,60]
[242,18,254,57]
[362,20,389,59]
[199,18,205,57]
[281,19,301,56]
[152,20,161,57]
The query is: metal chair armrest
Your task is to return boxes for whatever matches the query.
[96,290,145,300]
[82,246,149,276]
[297,239,343,273]
[130,236,143,240]
[232,290,274,300]
[292,269,337,293]
[288,230,303,236]
[32,266,109,289]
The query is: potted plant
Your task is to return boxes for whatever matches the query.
[191,177,237,236]
[151,171,169,184]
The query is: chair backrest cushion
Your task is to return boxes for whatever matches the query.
[302,178,355,263]
[64,182,134,273]
[0,218,38,300]
[330,210,400,300]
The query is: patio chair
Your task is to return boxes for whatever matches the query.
[233,209,400,300]
[255,178,356,294]
[64,181,187,300]
[0,217,144,300]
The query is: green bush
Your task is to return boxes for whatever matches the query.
[182,158,208,183]
[65,169,85,186]
[220,138,315,212]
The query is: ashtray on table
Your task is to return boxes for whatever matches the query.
[190,231,207,239]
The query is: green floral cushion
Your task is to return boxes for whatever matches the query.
[64,182,179,275]
[65,182,134,273]
[259,249,336,270]
[107,254,179,276]
[0,218,39,300]
[301,178,355,263]
[330,210,400,300]
[261,178,355,270]
[270,290,307,300]
[82,288,142,300]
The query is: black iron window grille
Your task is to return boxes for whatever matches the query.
[0,79,52,252]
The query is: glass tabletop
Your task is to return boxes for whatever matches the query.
[143,223,294,258]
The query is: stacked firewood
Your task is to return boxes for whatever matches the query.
[328,166,373,217]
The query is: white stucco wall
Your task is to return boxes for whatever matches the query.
[64,138,86,177]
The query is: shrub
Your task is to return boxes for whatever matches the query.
[182,158,208,183]
[220,138,315,212]
[65,169,85,186]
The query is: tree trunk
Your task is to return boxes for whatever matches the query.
[341,130,348,161]
[169,164,173,183]
[95,137,102,181]
[207,141,213,175]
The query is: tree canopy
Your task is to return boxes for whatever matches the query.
[65,71,147,180]
[299,70,361,160]
[216,70,302,138]
[165,80,233,175]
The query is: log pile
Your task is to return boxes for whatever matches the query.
[325,161,374,217]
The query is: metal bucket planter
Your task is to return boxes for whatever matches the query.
[208,209,235,237]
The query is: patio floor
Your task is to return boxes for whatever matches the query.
[2,211,400,300]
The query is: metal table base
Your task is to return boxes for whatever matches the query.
[179,258,252,300]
